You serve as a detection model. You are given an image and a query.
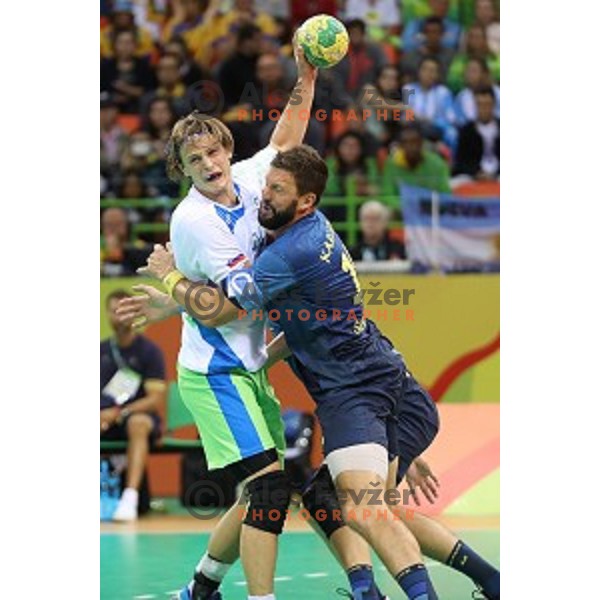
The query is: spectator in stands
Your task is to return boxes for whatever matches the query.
[291,0,338,27]
[101,289,167,521]
[454,57,500,126]
[403,57,457,151]
[143,97,176,149]
[101,29,156,113]
[401,16,455,83]
[403,0,462,51]
[100,0,155,59]
[101,207,153,277]
[325,131,380,197]
[186,0,278,71]
[350,200,406,261]
[343,0,402,45]
[119,170,149,199]
[474,0,500,56]
[331,19,387,99]
[382,123,451,199]
[101,93,129,184]
[360,64,405,145]
[446,24,500,93]
[161,0,208,47]
[163,37,206,87]
[218,23,263,109]
[140,54,188,116]
[248,53,327,156]
[453,86,500,180]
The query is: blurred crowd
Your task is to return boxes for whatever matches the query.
[101,0,500,273]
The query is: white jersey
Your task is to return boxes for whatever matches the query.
[170,145,277,374]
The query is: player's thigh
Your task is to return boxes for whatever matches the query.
[177,366,278,470]
[253,368,286,465]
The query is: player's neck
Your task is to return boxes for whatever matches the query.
[198,183,238,208]
[272,209,314,239]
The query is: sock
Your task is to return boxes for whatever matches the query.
[120,488,138,507]
[248,595,275,600]
[446,541,500,598]
[191,552,232,597]
[395,564,438,600]
[347,564,380,599]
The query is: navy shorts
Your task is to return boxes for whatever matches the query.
[100,412,162,443]
[394,371,440,483]
[315,336,406,458]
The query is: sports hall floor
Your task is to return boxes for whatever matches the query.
[101,511,500,599]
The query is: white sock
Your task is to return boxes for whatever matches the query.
[196,552,232,581]
[248,595,275,600]
[120,487,139,507]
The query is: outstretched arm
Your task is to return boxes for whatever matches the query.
[269,36,318,152]
[115,284,180,329]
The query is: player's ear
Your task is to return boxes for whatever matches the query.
[300,193,317,210]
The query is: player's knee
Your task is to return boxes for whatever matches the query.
[302,465,345,538]
[243,470,291,535]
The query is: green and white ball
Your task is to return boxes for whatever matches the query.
[297,14,349,69]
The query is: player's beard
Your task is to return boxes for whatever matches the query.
[258,199,298,230]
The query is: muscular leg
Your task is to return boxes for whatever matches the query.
[239,461,285,596]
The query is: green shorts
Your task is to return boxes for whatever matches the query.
[177,364,286,471]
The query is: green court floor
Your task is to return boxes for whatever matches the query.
[101,529,499,599]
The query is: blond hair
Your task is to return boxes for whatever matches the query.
[165,111,234,181]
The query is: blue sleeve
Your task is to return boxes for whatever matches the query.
[224,249,297,311]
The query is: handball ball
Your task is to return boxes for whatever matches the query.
[296,14,349,69]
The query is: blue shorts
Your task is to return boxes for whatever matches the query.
[395,371,440,483]
[315,336,406,458]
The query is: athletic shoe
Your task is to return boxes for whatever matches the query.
[112,496,138,522]
[173,582,222,600]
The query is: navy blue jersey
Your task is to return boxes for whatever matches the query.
[227,210,405,399]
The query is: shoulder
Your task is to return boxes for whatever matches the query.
[423,150,449,169]
[100,339,110,352]
[171,196,220,232]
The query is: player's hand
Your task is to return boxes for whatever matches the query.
[115,285,175,329]
[100,407,120,432]
[292,31,317,83]
[406,457,440,506]
[137,243,176,281]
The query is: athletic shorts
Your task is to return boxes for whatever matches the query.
[315,337,406,459]
[177,364,286,471]
[395,370,440,483]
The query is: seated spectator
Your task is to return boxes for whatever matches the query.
[453,86,500,180]
[350,200,406,261]
[101,29,156,114]
[101,289,166,521]
[401,16,455,84]
[119,130,178,197]
[100,0,155,59]
[101,93,129,184]
[474,0,500,56]
[290,0,338,27]
[163,36,206,87]
[343,0,402,44]
[217,23,262,109]
[247,53,326,157]
[140,54,188,116]
[454,57,500,125]
[142,97,176,151]
[119,170,149,199]
[382,123,451,199]
[360,65,405,145]
[325,132,380,197]
[403,57,457,151]
[101,207,153,277]
[331,19,388,99]
[446,24,500,93]
[403,0,462,51]
[186,0,278,71]
[161,0,208,47]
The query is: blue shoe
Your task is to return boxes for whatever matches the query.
[336,587,385,600]
[173,583,222,600]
